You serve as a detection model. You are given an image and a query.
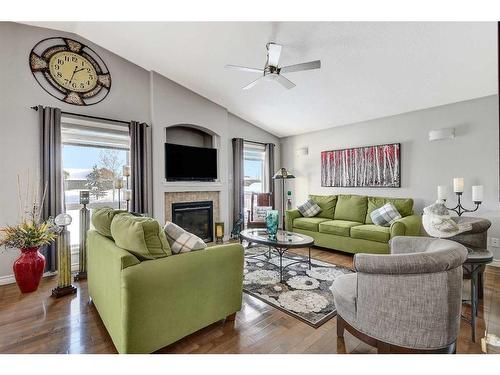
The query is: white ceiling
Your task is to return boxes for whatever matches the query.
[25,22,497,137]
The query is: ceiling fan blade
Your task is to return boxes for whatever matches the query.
[272,74,296,90]
[225,64,264,74]
[242,76,265,90]
[279,60,321,74]
[266,43,282,67]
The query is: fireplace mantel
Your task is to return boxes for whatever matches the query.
[163,180,224,193]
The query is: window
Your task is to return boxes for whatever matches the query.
[243,142,266,221]
[61,116,130,269]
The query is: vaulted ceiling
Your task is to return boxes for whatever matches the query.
[25,22,497,137]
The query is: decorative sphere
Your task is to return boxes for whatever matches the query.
[55,213,72,227]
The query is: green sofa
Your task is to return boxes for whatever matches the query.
[87,228,244,353]
[285,194,421,254]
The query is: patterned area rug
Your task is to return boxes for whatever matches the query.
[243,245,354,328]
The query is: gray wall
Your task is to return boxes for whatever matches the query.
[281,95,500,260]
[0,22,151,281]
[0,22,279,282]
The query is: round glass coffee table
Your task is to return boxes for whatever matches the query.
[239,229,314,282]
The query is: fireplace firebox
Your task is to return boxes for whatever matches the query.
[171,201,214,242]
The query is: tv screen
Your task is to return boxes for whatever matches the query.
[165,143,217,181]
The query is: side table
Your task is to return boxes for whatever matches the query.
[462,247,493,343]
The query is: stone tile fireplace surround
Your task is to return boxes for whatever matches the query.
[164,191,220,226]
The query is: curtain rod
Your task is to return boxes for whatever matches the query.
[242,139,275,147]
[30,106,136,126]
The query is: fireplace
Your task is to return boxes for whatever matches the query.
[171,201,214,242]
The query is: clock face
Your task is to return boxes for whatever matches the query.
[30,37,111,106]
[48,51,98,93]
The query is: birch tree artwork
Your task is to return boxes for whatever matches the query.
[321,143,400,187]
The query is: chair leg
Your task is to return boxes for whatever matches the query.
[337,315,345,338]
[377,342,391,354]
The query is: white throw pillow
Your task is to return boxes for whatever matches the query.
[297,199,322,218]
[163,221,207,254]
[253,206,273,222]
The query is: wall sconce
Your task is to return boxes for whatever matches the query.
[215,222,224,244]
[429,128,455,141]
[296,147,309,156]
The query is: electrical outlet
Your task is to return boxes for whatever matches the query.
[490,238,500,247]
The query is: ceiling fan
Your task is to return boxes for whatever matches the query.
[225,42,321,90]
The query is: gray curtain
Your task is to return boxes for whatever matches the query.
[232,138,244,226]
[39,105,64,272]
[264,143,276,208]
[130,121,153,215]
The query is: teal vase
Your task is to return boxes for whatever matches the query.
[266,210,279,240]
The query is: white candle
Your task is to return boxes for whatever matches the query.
[437,185,448,201]
[472,185,483,202]
[453,178,464,193]
[114,178,124,189]
[123,189,132,201]
[123,165,131,177]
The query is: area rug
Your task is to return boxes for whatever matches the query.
[243,245,354,328]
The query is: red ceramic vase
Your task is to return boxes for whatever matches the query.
[13,247,45,293]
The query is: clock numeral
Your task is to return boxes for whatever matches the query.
[71,56,77,62]
[86,81,91,85]
[56,72,62,78]
[72,83,77,88]
[57,59,64,65]
[87,68,91,73]
[53,64,60,70]
[64,56,70,62]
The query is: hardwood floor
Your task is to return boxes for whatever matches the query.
[1,247,499,354]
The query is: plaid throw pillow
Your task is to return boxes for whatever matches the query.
[370,203,402,227]
[164,221,207,254]
[297,199,322,218]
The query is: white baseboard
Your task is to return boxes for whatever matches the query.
[491,259,500,268]
[0,271,57,286]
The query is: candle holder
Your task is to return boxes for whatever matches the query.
[74,191,90,281]
[215,222,224,244]
[444,193,481,217]
[123,165,131,211]
[52,213,77,298]
[114,178,124,209]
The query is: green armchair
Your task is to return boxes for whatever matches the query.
[87,230,244,353]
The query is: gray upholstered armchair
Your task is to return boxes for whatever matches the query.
[332,236,468,353]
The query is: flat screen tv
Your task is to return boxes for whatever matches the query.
[165,143,217,181]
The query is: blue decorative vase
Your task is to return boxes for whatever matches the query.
[266,210,279,240]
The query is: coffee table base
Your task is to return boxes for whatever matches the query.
[244,245,312,283]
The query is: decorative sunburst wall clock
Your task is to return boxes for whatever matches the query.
[29,37,111,106]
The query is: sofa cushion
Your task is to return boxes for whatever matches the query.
[365,196,413,224]
[308,195,337,219]
[164,221,207,254]
[350,224,391,243]
[370,203,402,227]
[334,195,368,223]
[111,213,172,260]
[91,207,128,238]
[297,199,322,218]
[293,217,330,232]
[319,220,363,237]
